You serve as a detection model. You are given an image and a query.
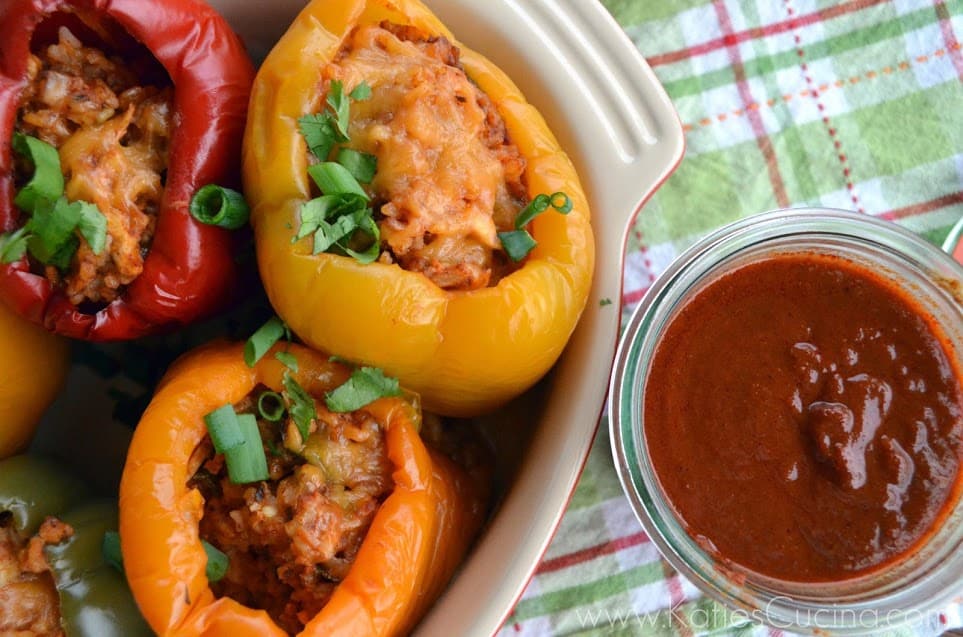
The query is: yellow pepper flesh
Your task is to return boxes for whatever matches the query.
[244,0,595,417]
[0,301,69,457]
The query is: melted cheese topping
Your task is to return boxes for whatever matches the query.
[323,24,527,290]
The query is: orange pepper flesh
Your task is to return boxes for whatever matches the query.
[244,0,595,418]
[118,342,487,636]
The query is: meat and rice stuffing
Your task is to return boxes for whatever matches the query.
[322,22,529,290]
[16,26,172,305]
[0,515,73,635]
[188,389,394,635]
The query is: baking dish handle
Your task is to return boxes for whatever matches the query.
[511,0,685,232]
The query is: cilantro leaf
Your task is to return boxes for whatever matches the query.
[0,227,30,263]
[76,201,107,255]
[325,367,402,413]
[283,372,316,440]
[12,133,64,213]
[26,196,82,268]
[349,81,372,101]
[298,113,338,161]
[326,80,351,141]
[336,148,377,184]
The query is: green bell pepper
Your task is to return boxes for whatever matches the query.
[0,455,151,636]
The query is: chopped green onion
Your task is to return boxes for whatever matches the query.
[325,366,402,413]
[226,413,269,484]
[202,539,229,582]
[204,404,246,453]
[549,191,573,214]
[189,184,251,230]
[298,113,339,161]
[244,316,286,367]
[0,227,30,264]
[275,350,298,372]
[600,298,613,307]
[349,81,372,101]
[498,229,537,262]
[308,162,369,199]
[283,373,316,440]
[257,391,286,422]
[12,133,64,213]
[514,194,551,229]
[76,200,107,254]
[336,148,377,184]
[500,191,572,261]
[101,531,123,572]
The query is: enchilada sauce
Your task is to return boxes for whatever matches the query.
[644,252,963,581]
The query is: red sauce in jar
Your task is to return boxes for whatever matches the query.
[644,252,963,581]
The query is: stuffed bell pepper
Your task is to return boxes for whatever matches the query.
[119,341,490,636]
[0,300,69,457]
[244,0,595,416]
[0,0,255,340]
[0,454,150,635]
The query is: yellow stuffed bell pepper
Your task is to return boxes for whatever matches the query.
[0,301,69,457]
[244,0,595,417]
[119,341,490,636]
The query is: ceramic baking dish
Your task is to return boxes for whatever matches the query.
[33,0,684,634]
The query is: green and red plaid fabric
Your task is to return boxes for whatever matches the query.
[499,0,963,635]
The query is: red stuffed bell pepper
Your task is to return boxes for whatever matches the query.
[0,0,254,340]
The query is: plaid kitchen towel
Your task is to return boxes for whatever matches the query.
[499,0,963,635]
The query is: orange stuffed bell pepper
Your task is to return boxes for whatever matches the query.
[243,0,595,417]
[0,299,69,457]
[119,341,489,636]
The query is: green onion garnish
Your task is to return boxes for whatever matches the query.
[244,316,286,367]
[308,162,369,199]
[204,404,246,453]
[497,229,538,262]
[498,191,573,262]
[189,184,251,230]
[549,191,573,214]
[257,391,286,422]
[275,350,299,372]
[325,366,402,413]
[283,373,316,440]
[101,531,123,572]
[203,405,269,484]
[202,540,229,582]
[12,133,64,213]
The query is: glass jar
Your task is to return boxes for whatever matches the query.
[609,208,963,634]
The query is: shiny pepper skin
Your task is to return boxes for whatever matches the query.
[243,0,595,417]
[0,455,151,636]
[119,341,489,636]
[0,0,255,340]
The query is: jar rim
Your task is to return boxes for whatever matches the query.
[608,207,963,635]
